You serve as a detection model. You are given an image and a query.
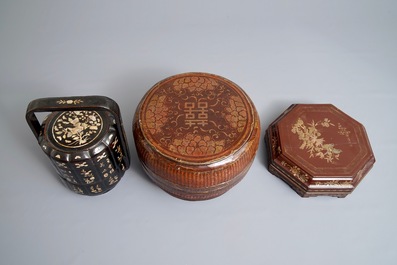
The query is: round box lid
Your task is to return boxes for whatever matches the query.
[266,104,375,197]
[41,110,113,162]
[136,72,256,166]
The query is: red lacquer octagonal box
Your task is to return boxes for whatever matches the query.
[265,104,375,198]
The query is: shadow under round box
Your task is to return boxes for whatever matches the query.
[133,72,261,200]
[265,104,375,198]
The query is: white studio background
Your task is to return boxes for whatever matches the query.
[0,1,396,265]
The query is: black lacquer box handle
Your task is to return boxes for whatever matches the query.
[26,95,130,170]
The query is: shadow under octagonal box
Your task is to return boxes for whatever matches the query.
[133,72,260,200]
[265,104,375,198]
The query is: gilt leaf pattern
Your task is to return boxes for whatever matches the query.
[172,76,218,92]
[169,133,225,156]
[225,96,248,132]
[291,118,342,163]
[145,94,169,135]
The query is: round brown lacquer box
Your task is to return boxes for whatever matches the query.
[133,73,260,200]
[265,104,375,198]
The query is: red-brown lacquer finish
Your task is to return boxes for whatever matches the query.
[133,73,260,200]
[265,104,375,198]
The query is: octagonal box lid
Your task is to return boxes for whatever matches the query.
[265,104,375,198]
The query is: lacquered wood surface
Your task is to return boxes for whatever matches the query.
[133,73,260,200]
